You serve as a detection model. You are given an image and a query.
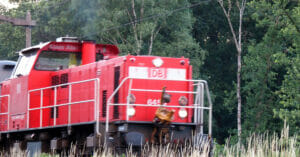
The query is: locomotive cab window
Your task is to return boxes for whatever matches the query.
[35,51,81,71]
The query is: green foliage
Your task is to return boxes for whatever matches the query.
[70,0,206,78]
[32,0,83,42]
[0,0,86,60]
[242,39,283,134]
[276,55,300,133]
[191,0,241,143]
[0,5,28,59]
[244,0,300,135]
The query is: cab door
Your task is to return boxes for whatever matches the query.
[10,76,28,130]
[10,50,38,129]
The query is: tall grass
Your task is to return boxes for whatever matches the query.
[218,126,299,157]
[88,143,211,157]
[67,125,300,157]
[1,126,299,157]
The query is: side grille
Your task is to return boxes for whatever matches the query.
[102,90,107,117]
[51,75,59,86]
[60,73,69,88]
[51,74,69,88]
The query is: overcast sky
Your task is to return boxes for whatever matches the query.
[0,0,18,9]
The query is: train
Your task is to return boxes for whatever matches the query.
[0,60,16,82]
[0,37,213,155]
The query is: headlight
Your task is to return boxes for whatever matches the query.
[127,94,136,104]
[152,58,163,67]
[178,96,188,106]
[178,109,187,119]
[127,107,136,117]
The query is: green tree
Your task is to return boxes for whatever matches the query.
[277,56,300,133]
[70,0,206,78]
[243,0,300,135]
[190,0,238,143]
[242,40,283,134]
[32,0,83,42]
[0,5,28,59]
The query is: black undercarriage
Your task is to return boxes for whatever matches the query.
[0,122,209,155]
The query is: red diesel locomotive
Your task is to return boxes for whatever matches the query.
[0,37,212,153]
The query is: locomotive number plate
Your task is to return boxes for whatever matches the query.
[147,99,161,106]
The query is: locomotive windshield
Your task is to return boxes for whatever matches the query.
[12,50,38,78]
[35,51,81,71]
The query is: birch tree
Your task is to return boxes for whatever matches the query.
[217,0,247,143]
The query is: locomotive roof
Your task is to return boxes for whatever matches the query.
[17,42,50,54]
[0,60,16,66]
[128,55,188,60]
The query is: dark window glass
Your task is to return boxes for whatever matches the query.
[35,51,81,71]
[113,66,120,119]
[96,53,104,61]
[3,65,15,70]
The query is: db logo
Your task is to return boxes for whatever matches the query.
[149,68,166,79]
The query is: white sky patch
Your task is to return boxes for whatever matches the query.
[0,0,18,9]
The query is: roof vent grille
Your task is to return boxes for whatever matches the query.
[56,37,79,42]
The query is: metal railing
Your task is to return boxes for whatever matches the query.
[0,95,10,131]
[27,78,100,135]
[105,77,213,137]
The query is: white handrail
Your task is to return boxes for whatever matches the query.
[108,103,211,109]
[27,78,100,135]
[105,77,213,139]
[130,89,198,94]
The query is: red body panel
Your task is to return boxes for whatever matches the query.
[0,81,10,131]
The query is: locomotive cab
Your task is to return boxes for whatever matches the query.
[12,37,119,77]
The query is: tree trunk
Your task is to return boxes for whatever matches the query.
[148,25,160,55]
[130,0,142,55]
[218,0,246,144]
[237,48,242,142]
[148,29,154,55]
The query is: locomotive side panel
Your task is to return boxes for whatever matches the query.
[68,63,97,124]
[28,70,53,128]
[24,41,121,129]
[97,57,126,122]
